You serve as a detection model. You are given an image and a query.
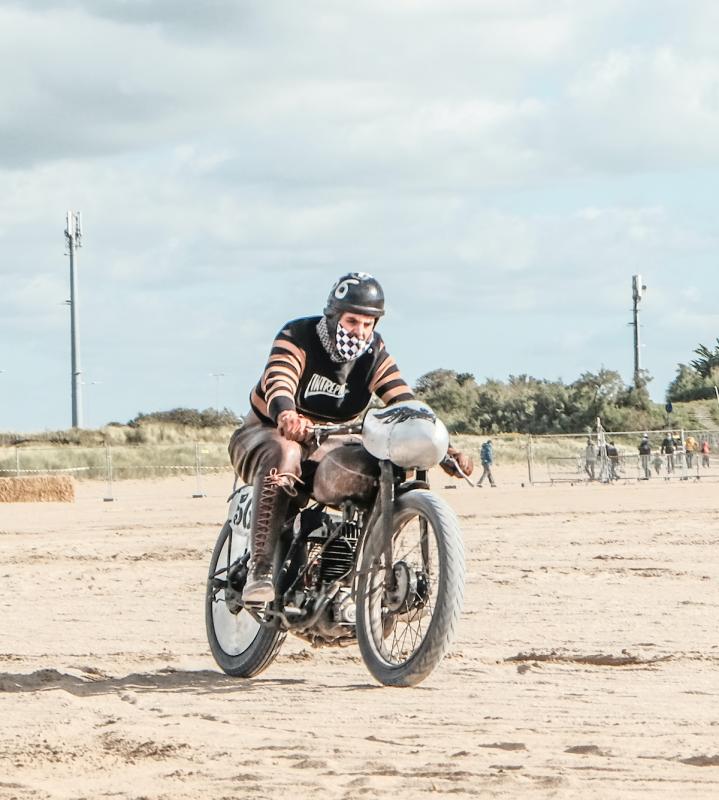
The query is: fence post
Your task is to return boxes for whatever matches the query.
[103,443,115,502]
[526,435,534,485]
[192,442,206,498]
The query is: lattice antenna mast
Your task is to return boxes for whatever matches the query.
[630,275,646,389]
[65,211,83,428]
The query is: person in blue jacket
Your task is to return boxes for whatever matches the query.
[478,438,496,487]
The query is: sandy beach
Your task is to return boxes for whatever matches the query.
[1,468,718,798]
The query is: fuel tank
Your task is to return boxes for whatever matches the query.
[312,442,380,507]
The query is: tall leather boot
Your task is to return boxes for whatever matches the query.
[242,468,300,604]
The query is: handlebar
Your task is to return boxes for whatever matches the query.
[440,454,477,487]
[308,422,363,445]
[299,422,476,487]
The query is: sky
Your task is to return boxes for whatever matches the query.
[2,0,719,431]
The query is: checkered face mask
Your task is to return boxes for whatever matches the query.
[335,322,372,361]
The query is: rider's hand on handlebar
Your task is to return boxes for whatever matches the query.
[277,410,312,442]
[441,447,474,478]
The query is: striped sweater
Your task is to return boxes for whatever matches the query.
[250,316,414,424]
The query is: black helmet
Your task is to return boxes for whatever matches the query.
[324,273,385,318]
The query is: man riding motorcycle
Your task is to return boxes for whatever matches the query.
[229,272,474,603]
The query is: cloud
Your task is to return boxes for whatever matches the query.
[2,1,719,428]
[563,47,719,170]
[0,6,240,167]
[0,2,572,175]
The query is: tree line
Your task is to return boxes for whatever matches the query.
[11,340,714,441]
[665,339,719,403]
[412,340,719,435]
[127,340,719,437]
[413,369,669,434]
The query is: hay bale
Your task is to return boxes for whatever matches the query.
[0,476,75,503]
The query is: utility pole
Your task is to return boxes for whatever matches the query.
[630,274,646,389]
[65,211,83,428]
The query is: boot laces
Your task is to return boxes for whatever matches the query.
[264,468,303,496]
[253,469,304,552]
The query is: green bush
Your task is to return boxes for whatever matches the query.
[667,364,719,402]
[0,408,242,447]
[415,369,684,434]
[129,407,242,428]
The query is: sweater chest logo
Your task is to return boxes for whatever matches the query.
[305,373,348,400]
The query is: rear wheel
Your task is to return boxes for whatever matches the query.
[356,490,464,687]
[205,520,285,677]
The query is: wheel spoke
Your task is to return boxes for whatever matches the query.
[367,510,442,666]
[425,580,435,616]
[392,625,406,662]
[393,537,422,565]
[405,611,420,655]
[415,609,424,645]
[209,529,261,656]
[388,613,400,659]
[397,615,413,658]
[358,491,464,686]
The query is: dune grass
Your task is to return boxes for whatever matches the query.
[0,442,233,481]
[2,420,718,481]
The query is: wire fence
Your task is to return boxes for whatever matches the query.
[527,428,719,485]
[2,429,718,496]
[0,442,234,500]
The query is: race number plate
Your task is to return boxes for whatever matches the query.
[227,485,253,535]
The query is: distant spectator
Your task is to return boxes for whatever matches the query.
[638,433,651,480]
[674,436,687,480]
[652,453,663,476]
[478,439,496,488]
[584,437,597,481]
[701,439,711,468]
[606,440,620,481]
[685,435,697,469]
[661,433,676,474]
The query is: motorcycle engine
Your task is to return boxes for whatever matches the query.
[306,518,360,585]
[290,508,360,643]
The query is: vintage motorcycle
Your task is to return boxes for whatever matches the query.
[205,401,465,687]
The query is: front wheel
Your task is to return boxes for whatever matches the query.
[205,520,285,677]
[356,490,465,687]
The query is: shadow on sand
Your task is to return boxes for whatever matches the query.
[0,667,305,696]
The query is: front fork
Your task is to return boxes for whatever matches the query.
[379,461,394,589]
[376,463,431,593]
